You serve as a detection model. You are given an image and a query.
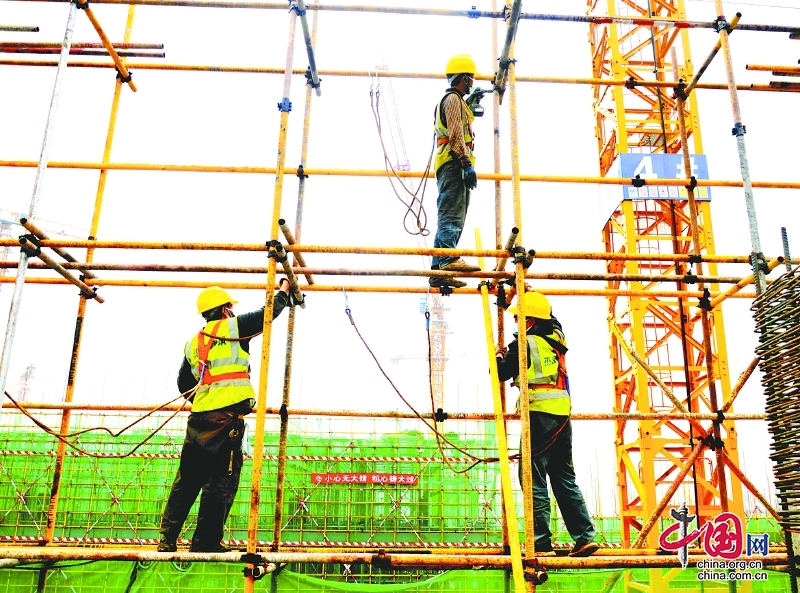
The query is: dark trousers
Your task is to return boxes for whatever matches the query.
[519,412,596,552]
[432,159,470,269]
[159,406,246,548]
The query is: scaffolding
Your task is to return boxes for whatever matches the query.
[1,0,799,592]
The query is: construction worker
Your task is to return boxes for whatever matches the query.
[430,53,483,288]
[495,291,599,557]
[158,280,291,553]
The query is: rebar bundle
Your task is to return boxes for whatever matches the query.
[753,265,800,589]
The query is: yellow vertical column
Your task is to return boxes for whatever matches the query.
[245,8,298,592]
[43,5,136,545]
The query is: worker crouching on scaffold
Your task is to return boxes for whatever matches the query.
[495,290,599,557]
[157,281,290,553]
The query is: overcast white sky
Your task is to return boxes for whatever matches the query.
[0,0,798,515]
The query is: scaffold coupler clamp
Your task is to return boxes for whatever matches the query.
[702,432,724,451]
[288,0,305,17]
[296,164,309,179]
[305,67,321,89]
[115,67,133,84]
[523,559,548,585]
[266,240,287,263]
[731,122,746,137]
[74,0,89,10]
[496,281,508,309]
[434,408,447,423]
[19,234,42,257]
[510,246,533,269]
[279,403,289,423]
[714,15,731,33]
[698,288,713,311]
[686,176,698,194]
[438,285,454,296]
[674,79,688,101]
[371,550,392,569]
[625,76,637,90]
[502,4,511,21]
[632,174,646,188]
[277,98,292,112]
[241,553,268,580]
[497,57,517,73]
[468,6,481,19]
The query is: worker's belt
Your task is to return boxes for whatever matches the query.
[201,371,250,386]
[529,383,558,390]
[436,137,474,150]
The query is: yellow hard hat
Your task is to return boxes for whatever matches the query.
[197,286,238,314]
[445,54,477,76]
[507,291,551,320]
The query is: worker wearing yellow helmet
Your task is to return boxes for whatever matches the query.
[429,53,483,288]
[158,279,291,553]
[495,289,599,558]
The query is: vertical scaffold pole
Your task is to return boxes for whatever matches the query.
[0,1,78,406]
[42,5,137,545]
[245,6,298,590]
[490,0,510,570]
[476,229,526,593]
[713,0,766,294]
[507,49,537,592]
[272,0,318,553]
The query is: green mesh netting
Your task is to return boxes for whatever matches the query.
[0,564,792,592]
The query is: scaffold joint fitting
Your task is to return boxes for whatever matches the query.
[674,79,688,101]
[279,403,288,423]
[688,254,703,265]
[714,16,731,33]
[702,433,724,451]
[625,76,637,90]
[74,0,89,10]
[19,234,42,256]
[687,176,698,192]
[438,285,454,296]
[731,122,747,136]
[496,282,508,309]
[632,175,646,188]
[84,286,100,300]
[296,164,308,179]
[497,58,517,72]
[266,240,287,263]
[468,6,480,19]
[115,68,133,84]
[435,408,447,423]
[242,555,268,580]
[699,287,713,311]
[683,274,698,284]
[371,550,391,569]
[288,2,306,17]
[502,4,511,21]
[277,98,292,112]
[714,410,725,425]
[510,246,532,268]
[305,67,320,89]
[478,280,491,293]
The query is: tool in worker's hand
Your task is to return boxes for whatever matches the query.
[465,87,494,117]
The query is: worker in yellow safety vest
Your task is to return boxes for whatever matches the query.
[158,280,290,553]
[429,53,484,288]
[495,290,599,557]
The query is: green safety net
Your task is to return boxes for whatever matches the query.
[0,564,791,592]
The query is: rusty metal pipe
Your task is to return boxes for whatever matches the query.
[493,227,519,272]
[75,0,137,91]
[278,218,314,284]
[682,13,741,98]
[19,217,97,279]
[18,237,103,302]
[0,25,39,32]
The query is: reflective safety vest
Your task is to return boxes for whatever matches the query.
[513,330,571,416]
[184,318,254,413]
[433,90,476,174]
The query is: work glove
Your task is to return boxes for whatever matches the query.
[465,87,485,107]
[460,156,477,190]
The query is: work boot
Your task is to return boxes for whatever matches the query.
[429,277,467,289]
[439,258,480,273]
[157,537,177,553]
[189,541,231,553]
[568,541,599,557]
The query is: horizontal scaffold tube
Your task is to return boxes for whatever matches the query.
[2,159,799,189]
[9,0,800,34]
[0,547,788,569]
[1,61,796,95]
[0,261,767,285]
[0,401,767,420]
[0,238,775,264]
[0,276,759,299]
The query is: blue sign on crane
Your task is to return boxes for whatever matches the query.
[619,153,711,201]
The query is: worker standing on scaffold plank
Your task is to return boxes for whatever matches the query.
[157,281,291,553]
[495,290,599,558]
[429,53,483,288]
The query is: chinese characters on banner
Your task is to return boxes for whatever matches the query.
[311,473,419,485]
[659,511,769,560]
